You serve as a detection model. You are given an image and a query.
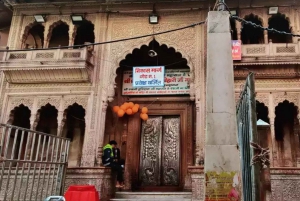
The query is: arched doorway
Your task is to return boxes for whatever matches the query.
[268,13,292,43]
[241,14,264,44]
[275,100,299,167]
[104,39,194,191]
[62,103,86,167]
[48,21,69,47]
[5,104,31,166]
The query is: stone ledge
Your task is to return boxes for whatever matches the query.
[65,167,114,201]
[270,167,300,175]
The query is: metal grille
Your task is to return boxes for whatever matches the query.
[0,124,70,201]
[236,73,260,201]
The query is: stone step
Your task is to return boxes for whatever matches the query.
[113,192,192,200]
[111,199,191,201]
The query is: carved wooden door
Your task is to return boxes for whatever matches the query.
[139,116,180,187]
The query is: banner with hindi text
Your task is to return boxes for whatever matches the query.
[122,69,190,96]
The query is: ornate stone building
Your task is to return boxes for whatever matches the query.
[0,0,300,200]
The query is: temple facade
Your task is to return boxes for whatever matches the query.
[0,1,300,200]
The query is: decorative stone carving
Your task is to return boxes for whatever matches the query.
[64,96,89,111]
[273,93,298,107]
[9,97,34,110]
[107,19,197,101]
[81,131,96,167]
[270,168,300,201]
[188,166,205,201]
[256,93,269,107]
[37,97,61,109]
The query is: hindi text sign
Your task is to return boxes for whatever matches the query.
[122,69,190,95]
[232,40,242,61]
[133,66,165,87]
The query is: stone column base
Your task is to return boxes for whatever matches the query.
[270,167,300,201]
[188,166,205,201]
[65,167,114,201]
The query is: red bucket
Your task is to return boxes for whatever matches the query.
[65,185,99,201]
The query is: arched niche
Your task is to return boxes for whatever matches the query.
[5,104,31,166]
[268,13,292,43]
[241,13,264,44]
[74,20,95,47]
[62,103,86,167]
[256,101,270,123]
[48,21,69,47]
[274,100,299,167]
[21,23,45,49]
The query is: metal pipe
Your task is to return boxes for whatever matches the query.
[217,0,225,11]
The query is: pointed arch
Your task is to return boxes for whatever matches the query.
[74,20,95,47]
[268,13,292,43]
[21,23,45,49]
[241,13,264,44]
[274,100,299,167]
[62,103,86,167]
[107,38,195,101]
[47,20,69,47]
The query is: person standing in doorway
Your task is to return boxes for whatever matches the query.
[102,140,124,188]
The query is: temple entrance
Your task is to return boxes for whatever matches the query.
[104,39,195,191]
[139,116,180,187]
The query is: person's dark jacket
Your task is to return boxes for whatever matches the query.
[102,144,113,166]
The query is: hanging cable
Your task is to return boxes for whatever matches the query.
[231,15,300,38]
[0,20,206,53]
[216,1,300,38]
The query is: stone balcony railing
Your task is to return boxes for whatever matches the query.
[0,47,94,84]
[235,42,300,65]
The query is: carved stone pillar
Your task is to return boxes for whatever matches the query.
[236,21,241,41]
[262,20,268,44]
[69,25,76,47]
[188,166,205,201]
[195,101,201,165]
[264,30,268,44]
[294,126,300,167]
[96,99,109,165]
[27,99,38,160]
[269,93,277,167]
[43,26,49,48]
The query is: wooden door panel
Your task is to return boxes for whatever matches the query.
[162,116,180,186]
[139,116,162,186]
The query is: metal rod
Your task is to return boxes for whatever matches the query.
[0,123,68,140]
[54,138,65,194]
[0,124,70,200]
[23,131,37,201]
[3,128,19,200]
[11,130,25,200]
[51,138,61,194]
[0,127,12,193]
[45,137,56,196]
[40,135,52,201]
[17,130,32,200]
[0,125,7,157]
[35,135,47,201]
[28,133,42,201]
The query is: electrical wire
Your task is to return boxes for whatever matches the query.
[217,1,300,38]
[0,20,206,52]
[231,15,300,38]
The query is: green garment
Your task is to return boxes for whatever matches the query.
[103,144,114,157]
